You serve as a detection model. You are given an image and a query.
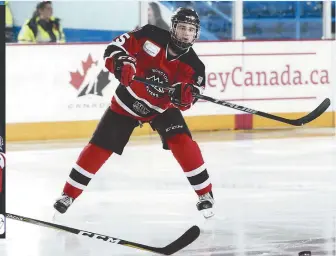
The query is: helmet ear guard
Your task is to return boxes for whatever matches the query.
[170,7,201,50]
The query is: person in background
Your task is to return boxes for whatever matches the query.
[148,2,170,31]
[5,1,14,43]
[18,1,65,43]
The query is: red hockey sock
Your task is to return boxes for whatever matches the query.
[167,134,212,196]
[63,143,113,199]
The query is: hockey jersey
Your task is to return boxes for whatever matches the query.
[104,24,205,122]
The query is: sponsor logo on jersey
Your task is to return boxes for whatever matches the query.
[143,41,161,57]
[145,69,169,98]
[132,101,150,115]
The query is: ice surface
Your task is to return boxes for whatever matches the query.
[1,129,336,256]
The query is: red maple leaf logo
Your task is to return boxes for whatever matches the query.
[70,54,98,90]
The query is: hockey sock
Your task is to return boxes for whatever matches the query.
[63,143,113,199]
[167,134,212,196]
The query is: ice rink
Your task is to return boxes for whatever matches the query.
[1,128,336,256]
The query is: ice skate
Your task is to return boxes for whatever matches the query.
[196,192,215,219]
[53,193,74,214]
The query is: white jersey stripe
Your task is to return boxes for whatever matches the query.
[74,163,95,179]
[185,164,206,178]
[126,87,165,113]
[192,179,211,191]
[67,177,86,190]
[104,50,123,62]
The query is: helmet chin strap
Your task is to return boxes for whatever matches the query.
[168,40,189,56]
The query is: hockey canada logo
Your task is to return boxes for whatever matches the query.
[145,68,169,98]
[69,54,111,97]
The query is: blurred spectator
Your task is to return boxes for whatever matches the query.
[18,1,65,43]
[5,1,14,43]
[148,2,170,31]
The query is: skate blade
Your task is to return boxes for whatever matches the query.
[201,209,214,219]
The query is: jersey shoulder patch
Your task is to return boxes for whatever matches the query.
[143,40,161,57]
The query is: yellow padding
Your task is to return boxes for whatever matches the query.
[7,111,333,142]
[7,114,236,141]
[7,121,99,141]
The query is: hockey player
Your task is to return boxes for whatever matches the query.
[54,7,215,218]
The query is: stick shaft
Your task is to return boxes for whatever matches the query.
[6,213,156,252]
[6,212,200,255]
[133,76,330,126]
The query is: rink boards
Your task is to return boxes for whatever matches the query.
[6,40,335,141]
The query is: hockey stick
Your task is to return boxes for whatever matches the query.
[133,76,331,126]
[6,213,200,255]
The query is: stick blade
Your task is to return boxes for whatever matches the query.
[158,225,200,255]
[291,98,331,126]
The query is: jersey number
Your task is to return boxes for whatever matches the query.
[113,33,130,46]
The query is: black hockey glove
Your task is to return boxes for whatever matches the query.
[169,82,199,110]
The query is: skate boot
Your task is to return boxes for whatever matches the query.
[196,192,215,219]
[53,193,74,214]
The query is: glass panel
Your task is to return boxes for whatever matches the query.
[243,1,323,40]
[7,1,139,43]
[6,1,328,43]
[160,1,233,40]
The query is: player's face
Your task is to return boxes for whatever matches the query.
[175,22,197,44]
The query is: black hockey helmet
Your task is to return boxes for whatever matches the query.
[170,7,200,50]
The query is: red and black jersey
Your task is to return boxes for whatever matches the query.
[104,24,205,122]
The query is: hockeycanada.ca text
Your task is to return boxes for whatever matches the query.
[206,64,330,92]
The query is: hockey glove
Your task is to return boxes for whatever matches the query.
[113,53,137,86]
[169,82,198,110]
